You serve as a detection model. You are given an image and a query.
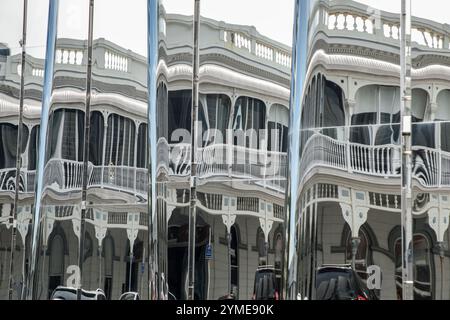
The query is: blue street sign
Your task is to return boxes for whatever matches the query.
[205,244,213,260]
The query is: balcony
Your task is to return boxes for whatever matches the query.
[299,132,450,189]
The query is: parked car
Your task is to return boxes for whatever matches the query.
[119,292,140,300]
[315,264,378,300]
[50,286,106,300]
[252,265,281,300]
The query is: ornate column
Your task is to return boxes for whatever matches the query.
[338,187,369,269]
[222,196,236,296]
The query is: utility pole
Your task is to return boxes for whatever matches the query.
[400,0,414,301]
[77,0,95,300]
[187,0,200,301]
[9,0,27,300]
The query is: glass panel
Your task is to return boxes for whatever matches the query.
[410,0,450,301]
[289,0,402,300]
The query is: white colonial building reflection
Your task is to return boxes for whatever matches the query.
[0,6,290,300]
[293,0,450,301]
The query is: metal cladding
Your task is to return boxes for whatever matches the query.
[288,0,450,301]
[2,0,449,301]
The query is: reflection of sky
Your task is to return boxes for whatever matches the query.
[162,0,295,47]
[3,1,449,59]
[356,0,450,24]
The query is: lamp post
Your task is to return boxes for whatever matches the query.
[76,0,95,301]
[187,0,201,301]
[400,0,414,301]
[9,0,27,300]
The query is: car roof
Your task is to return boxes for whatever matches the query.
[54,286,105,295]
[317,264,353,271]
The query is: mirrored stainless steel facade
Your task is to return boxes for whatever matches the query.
[0,0,291,300]
[5,0,450,301]
[289,0,450,300]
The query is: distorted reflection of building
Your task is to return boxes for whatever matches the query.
[0,2,291,300]
[292,0,450,300]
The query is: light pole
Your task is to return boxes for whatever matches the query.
[77,0,95,301]
[9,0,27,300]
[187,0,201,301]
[400,0,414,301]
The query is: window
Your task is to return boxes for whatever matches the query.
[89,112,104,165]
[105,114,135,166]
[413,89,434,148]
[201,94,231,145]
[136,124,147,168]
[28,126,39,170]
[353,85,400,145]
[233,96,266,149]
[268,104,289,152]
[394,234,432,300]
[0,124,28,169]
[436,90,450,152]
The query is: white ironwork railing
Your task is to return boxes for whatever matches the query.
[299,132,450,189]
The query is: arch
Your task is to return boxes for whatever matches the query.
[388,226,435,300]
[273,227,284,270]
[48,232,65,299]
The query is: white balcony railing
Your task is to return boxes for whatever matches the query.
[317,0,450,51]
[299,133,450,189]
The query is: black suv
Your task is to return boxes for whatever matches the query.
[315,265,378,300]
[252,266,281,300]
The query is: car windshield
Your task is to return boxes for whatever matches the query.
[316,269,358,300]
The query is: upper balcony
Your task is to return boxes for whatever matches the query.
[307,0,450,66]
[299,130,450,191]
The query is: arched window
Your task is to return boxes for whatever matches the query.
[48,234,64,299]
[394,234,433,300]
[274,232,283,270]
